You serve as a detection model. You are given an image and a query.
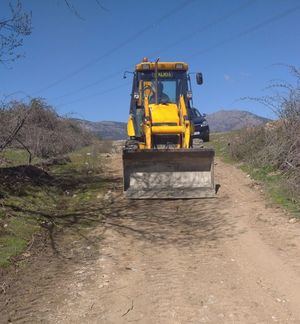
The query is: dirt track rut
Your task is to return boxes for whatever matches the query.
[1,153,300,323]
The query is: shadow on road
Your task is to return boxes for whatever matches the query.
[102,192,235,249]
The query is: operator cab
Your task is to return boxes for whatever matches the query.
[137,69,188,105]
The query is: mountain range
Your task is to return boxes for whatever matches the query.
[206,110,270,132]
[75,110,271,140]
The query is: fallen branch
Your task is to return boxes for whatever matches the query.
[121,300,134,317]
[26,234,35,251]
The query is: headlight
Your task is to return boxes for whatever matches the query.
[201,120,208,126]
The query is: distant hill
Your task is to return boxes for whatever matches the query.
[206,110,271,132]
[74,110,271,139]
[74,119,126,140]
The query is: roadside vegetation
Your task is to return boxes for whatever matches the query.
[0,98,93,162]
[0,97,114,268]
[208,67,300,217]
[0,143,114,267]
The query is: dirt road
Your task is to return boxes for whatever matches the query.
[1,151,300,323]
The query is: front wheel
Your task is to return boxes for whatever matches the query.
[125,139,139,151]
[192,138,204,148]
[203,134,210,142]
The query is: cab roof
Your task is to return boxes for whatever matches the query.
[135,61,188,72]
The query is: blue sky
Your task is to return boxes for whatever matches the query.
[1,0,299,122]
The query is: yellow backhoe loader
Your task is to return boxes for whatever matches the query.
[123,58,215,199]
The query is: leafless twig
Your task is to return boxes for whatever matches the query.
[121,300,134,317]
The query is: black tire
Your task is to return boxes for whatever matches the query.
[192,138,204,148]
[203,134,210,142]
[125,139,139,151]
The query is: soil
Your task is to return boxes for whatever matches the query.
[1,151,300,323]
[0,165,52,186]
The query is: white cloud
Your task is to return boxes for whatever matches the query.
[240,72,252,78]
[224,74,231,81]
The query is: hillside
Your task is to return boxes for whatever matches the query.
[206,110,271,132]
[75,110,271,139]
[74,119,126,140]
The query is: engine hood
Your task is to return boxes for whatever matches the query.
[193,116,206,125]
[149,103,179,125]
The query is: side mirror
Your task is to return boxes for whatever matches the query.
[196,72,203,85]
[202,113,206,117]
[123,71,134,79]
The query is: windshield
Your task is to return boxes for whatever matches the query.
[137,70,188,104]
[193,109,202,117]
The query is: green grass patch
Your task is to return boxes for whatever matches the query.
[205,132,235,164]
[0,236,27,267]
[0,217,39,267]
[0,149,40,166]
[240,164,300,216]
[7,217,39,239]
[0,143,109,267]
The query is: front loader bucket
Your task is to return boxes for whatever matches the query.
[123,149,215,199]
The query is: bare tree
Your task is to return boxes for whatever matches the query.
[0,98,94,160]
[0,99,29,152]
[0,0,32,64]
